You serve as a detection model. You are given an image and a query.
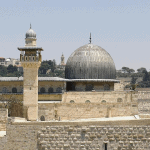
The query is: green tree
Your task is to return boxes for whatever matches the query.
[0,65,7,76]
[142,69,149,82]
[39,62,50,74]
[122,67,130,73]
[51,59,56,73]
[137,67,146,73]
[7,65,18,73]
[128,69,135,74]
[131,76,137,84]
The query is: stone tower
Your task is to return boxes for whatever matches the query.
[61,53,65,65]
[18,25,43,121]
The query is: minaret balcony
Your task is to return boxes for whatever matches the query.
[20,55,41,62]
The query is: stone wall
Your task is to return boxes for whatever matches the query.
[38,102,138,121]
[62,91,138,103]
[138,91,150,99]
[0,108,7,131]
[138,99,150,114]
[4,119,150,150]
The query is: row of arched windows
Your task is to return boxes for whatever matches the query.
[69,98,123,103]
[1,86,63,94]
[2,87,20,93]
[70,100,91,103]
[39,87,62,93]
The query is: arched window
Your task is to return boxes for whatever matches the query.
[12,87,17,93]
[117,98,123,103]
[56,87,62,93]
[104,84,110,91]
[2,87,8,93]
[85,100,91,103]
[70,100,75,103]
[48,87,53,93]
[101,100,106,103]
[40,87,45,93]
[85,84,93,91]
[40,115,45,121]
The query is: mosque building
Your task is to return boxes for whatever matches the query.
[0,25,150,150]
[0,25,141,121]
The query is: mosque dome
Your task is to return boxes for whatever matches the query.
[25,24,36,39]
[65,44,116,79]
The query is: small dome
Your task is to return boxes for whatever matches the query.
[25,24,36,39]
[65,44,116,79]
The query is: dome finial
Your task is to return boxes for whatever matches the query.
[89,32,91,44]
[30,23,31,29]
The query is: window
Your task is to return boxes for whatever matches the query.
[85,84,93,91]
[56,87,62,93]
[117,98,122,102]
[101,100,106,103]
[48,87,53,93]
[40,115,45,121]
[12,87,17,93]
[85,100,91,103]
[40,87,45,93]
[70,100,75,103]
[104,84,110,91]
[2,87,8,93]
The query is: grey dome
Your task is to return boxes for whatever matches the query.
[25,25,36,39]
[65,44,116,79]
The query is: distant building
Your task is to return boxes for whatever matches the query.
[56,53,66,70]
[0,57,5,66]
[4,58,21,67]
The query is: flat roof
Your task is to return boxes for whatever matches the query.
[0,77,120,83]
[0,77,68,82]
[68,79,120,83]
[18,47,43,51]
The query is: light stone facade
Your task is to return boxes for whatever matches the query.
[22,62,41,121]
[0,118,150,150]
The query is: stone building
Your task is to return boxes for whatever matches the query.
[0,26,150,150]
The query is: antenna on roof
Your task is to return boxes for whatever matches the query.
[89,32,91,44]
[30,23,31,29]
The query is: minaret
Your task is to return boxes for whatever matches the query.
[18,25,43,121]
[61,53,65,65]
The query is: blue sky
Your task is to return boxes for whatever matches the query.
[0,0,150,71]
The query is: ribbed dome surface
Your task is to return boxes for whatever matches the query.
[25,28,36,39]
[65,44,116,79]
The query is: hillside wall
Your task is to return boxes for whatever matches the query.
[4,119,150,150]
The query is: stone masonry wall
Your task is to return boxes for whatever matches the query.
[0,108,7,131]
[62,91,138,103]
[138,99,150,114]
[38,102,138,121]
[4,119,150,150]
